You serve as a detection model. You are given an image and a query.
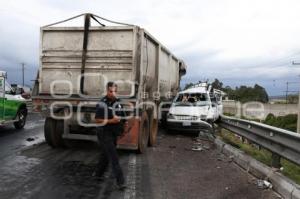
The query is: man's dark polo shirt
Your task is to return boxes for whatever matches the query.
[95,96,126,132]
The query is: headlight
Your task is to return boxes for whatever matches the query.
[167,113,175,119]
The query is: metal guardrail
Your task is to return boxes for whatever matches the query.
[218,115,300,167]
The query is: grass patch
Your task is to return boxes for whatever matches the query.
[220,129,300,185]
[281,159,300,184]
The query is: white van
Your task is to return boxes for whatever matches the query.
[167,83,224,132]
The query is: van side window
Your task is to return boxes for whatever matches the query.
[5,82,12,94]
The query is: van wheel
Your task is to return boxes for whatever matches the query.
[138,112,149,154]
[13,108,27,129]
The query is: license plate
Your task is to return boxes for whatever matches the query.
[182,121,191,126]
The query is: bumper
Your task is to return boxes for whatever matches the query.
[167,120,212,132]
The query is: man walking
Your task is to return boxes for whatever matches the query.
[94,82,127,190]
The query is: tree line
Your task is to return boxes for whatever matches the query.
[183,79,269,103]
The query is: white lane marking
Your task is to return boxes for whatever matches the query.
[124,154,137,199]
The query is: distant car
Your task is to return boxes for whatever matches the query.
[167,83,224,132]
[0,72,28,129]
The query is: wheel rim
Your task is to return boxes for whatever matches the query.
[19,112,25,126]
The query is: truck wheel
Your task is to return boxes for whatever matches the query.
[148,112,158,146]
[138,112,149,154]
[44,118,65,148]
[13,108,27,129]
[160,112,168,129]
[52,119,65,148]
[44,117,55,147]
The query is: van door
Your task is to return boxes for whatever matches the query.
[0,76,4,121]
[216,94,223,116]
[210,94,218,120]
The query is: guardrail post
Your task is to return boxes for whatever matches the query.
[271,153,281,168]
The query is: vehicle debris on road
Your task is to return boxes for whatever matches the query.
[191,130,215,151]
[26,138,35,142]
[256,179,273,189]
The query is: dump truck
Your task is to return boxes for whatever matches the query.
[32,13,186,153]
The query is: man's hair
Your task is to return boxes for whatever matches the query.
[106,81,117,90]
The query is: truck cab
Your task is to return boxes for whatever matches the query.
[0,71,28,129]
[167,83,224,132]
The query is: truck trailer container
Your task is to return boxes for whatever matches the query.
[32,13,186,153]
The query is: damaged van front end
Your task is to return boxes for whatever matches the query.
[166,102,213,132]
[166,83,224,133]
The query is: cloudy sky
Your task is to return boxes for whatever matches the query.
[1,0,300,96]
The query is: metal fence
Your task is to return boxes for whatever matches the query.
[218,115,300,167]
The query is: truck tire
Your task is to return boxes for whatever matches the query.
[148,111,158,146]
[138,112,149,154]
[160,111,168,129]
[44,118,65,148]
[44,117,55,147]
[52,119,65,148]
[13,108,27,129]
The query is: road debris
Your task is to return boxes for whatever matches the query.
[217,153,226,161]
[256,179,273,189]
[192,146,203,151]
[280,167,284,171]
[26,138,35,142]
[227,155,234,163]
[191,131,215,151]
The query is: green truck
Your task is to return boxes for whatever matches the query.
[0,71,28,129]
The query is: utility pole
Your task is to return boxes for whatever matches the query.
[21,63,25,87]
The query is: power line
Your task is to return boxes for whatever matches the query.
[241,51,300,70]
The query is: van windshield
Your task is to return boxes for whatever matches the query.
[173,93,209,107]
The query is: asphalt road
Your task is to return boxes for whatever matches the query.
[0,113,281,199]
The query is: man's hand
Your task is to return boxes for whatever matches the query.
[110,115,121,124]
[95,116,121,124]
[124,121,129,128]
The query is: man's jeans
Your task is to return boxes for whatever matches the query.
[96,128,125,185]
